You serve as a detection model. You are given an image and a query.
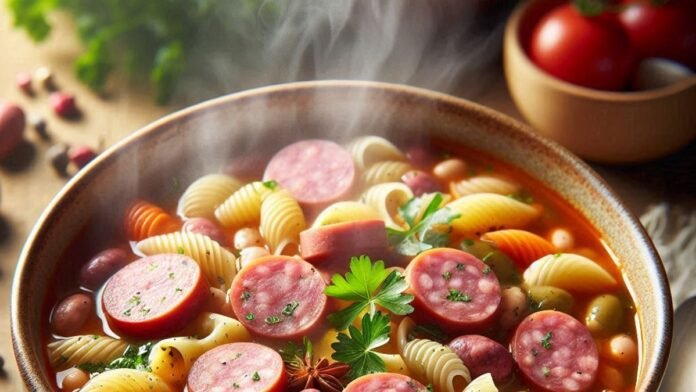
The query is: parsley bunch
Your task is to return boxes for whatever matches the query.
[387,193,460,256]
[324,255,414,331]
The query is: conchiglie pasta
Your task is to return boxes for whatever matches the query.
[149,313,250,387]
[523,253,617,293]
[125,201,180,241]
[362,182,414,230]
[178,174,242,219]
[363,160,413,187]
[464,373,498,392]
[482,229,555,268]
[401,338,471,392]
[48,335,127,371]
[214,181,273,228]
[450,175,520,198]
[81,369,173,392]
[448,193,541,236]
[136,232,236,289]
[312,201,381,228]
[346,135,406,171]
[259,189,306,254]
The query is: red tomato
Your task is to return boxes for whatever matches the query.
[618,0,696,69]
[529,4,636,90]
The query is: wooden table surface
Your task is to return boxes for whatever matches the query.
[1,8,694,392]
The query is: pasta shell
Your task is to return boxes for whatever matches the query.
[523,253,617,293]
[482,229,555,268]
[448,193,540,236]
[362,182,414,230]
[450,175,520,198]
[346,135,406,172]
[48,335,127,371]
[312,201,381,228]
[81,369,173,392]
[178,174,242,219]
[401,338,471,392]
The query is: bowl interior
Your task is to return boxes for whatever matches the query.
[12,81,671,390]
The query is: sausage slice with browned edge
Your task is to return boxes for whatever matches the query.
[101,254,208,339]
[300,219,389,272]
[188,342,287,392]
[405,248,501,333]
[512,310,599,392]
[448,334,514,384]
[230,256,327,339]
[263,140,355,213]
[344,373,428,392]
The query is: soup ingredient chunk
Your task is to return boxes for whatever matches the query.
[512,310,599,392]
[300,219,389,272]
[448,334,514,383]
[263,139,355,212]
[344,373,427,392]
[78,248,130,290]
[406,248,501,333]
[51,293,93,336]
[230,256,327,339]
[0,102,25,159]
[401,170,444,196]
[102,254,208,339]
[188,342,287,392]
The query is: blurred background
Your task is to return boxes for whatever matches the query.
[0,0,694,389]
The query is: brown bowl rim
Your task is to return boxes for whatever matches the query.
[505,0,696,102]
[11,80,672,391]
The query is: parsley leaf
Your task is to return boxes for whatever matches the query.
[387,193,460,256]
[331,312,391,380]
[325,256,414,330]
[541,331,553,350]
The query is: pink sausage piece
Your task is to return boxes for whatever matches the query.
[188,342,287,392]
[263,140,355,211]
[344,373,428,392]
[230,256,327,339]
[405,248,501,333]
[183,217,229,246]
[448,334,514,384]
[300,220,390,273]
[102,254,209,339]
[512,310,599,392]
[401,170,444,196]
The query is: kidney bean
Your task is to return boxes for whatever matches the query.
[183,217,228,246]
[16,72,32,94]
[61,368,90,391]
[50,92,77,117]
[78,248,130,290]
[401,170,444,196]
[68,145,97,169]
[405,145,436,168]
[0,102,26,159]
[51,293,93,336]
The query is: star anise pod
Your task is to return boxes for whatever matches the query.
[281,337,350,392]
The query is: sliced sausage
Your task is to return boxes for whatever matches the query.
[230,256,327,339]
[187,342,286,392]
[183,217,229,246]
[401,170,444,196]
[263,140,355,212]
[512,310,599,392]
[300,219,389,273]
[102,254,209,339]
[79,248,130,290]
[50,293,93,336]
[344,373,428,392]
[448,334,514,383]
[405,248,501,333]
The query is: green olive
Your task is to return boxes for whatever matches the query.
[460,239,520,285]
[528,286,574,314]
[585,294,625,337]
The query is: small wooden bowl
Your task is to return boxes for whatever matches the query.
[504,0,696,163]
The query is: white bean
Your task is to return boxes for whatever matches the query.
[550,228,575,251]
[238,246,270,270]
[499,286,528,330]
[61,368,89,391]
[608,334,638,365]
[433,158,467,181]
[234,227,264,250]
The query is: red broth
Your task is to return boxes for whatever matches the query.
[44,137,638,392]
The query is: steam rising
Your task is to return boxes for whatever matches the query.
[174,0,510,104]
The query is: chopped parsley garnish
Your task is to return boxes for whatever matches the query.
[245,313,255,321]
[128,295,141,306]
[78,342,153,374]
[541,332,553,350]
[262,180,278,190]
[177,246,185,254]
[232,383,240,388]
[252,371,261,381]
[175,287,183,293]
[542,366,550,378]
[122,309,132,316]
[386,193,461,256]
[456,263,465,271]
[482,266,491,275]
[554,253,562,258]
[324,255,414,330]
[148,263,158,271]
[265,315,281,325]
[332,311,391,380]
[282,301,300,316]
[168,272,175,279]
[240,291,251,301]
[482,252,494,262]
[446,289,471,303]
[442,271,451,280]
